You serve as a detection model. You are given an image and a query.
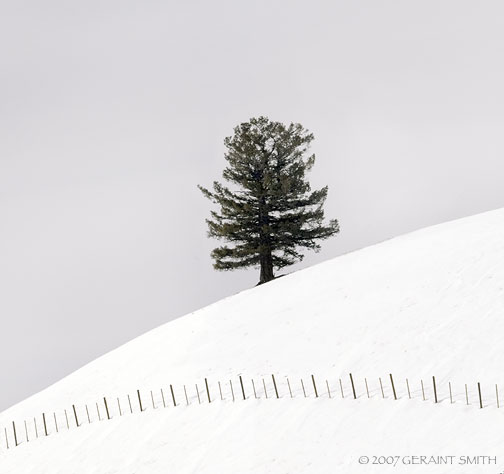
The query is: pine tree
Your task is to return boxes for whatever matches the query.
[198,116,339,285]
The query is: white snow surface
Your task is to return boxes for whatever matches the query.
[2,208,504,473]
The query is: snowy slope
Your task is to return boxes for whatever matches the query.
[2,208,504,473]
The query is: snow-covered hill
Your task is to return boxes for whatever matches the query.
[2,208,504,473]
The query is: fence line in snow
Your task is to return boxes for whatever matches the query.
[0,372,500,452]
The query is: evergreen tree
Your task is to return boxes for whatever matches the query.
[198,116,339,285]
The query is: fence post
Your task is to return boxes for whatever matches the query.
[4,427,8,449]
[272,374,279,399]
[349,373,357,399]
[311,375,319,398]
[496,384,500,408]
[326,380,331,398]
[262,378,268,398]
[229,380,235,402]
[137,390,144,412]
[24,420,29,443]
[389,374,397,400]
[54,412,59,432]
[65,410,70,429]
[205,378,211,403]
[465,384,469,405]
[218,382,223,401]
[150,391,156,409]
[12,421,18,447]
[127,396,133,414]
[118,398,123,416]
[421,380,425,401]
[184,385,190,405]
[42,413,49,436]
[34,417,38,438]
[339,378,345,398]
[287,377,293,398]
[379,378,384,398]
[239,375,246,400]
[432,376,438,403]
[252,379,258,398]
[406,378,411,399]
[449,382,453,404]
[365,378,370,398]
[170,384,177,407]
[73,405,80,427]
[478,382,483,409]
[104,397,111,419]
[161,389,166,408]
[301,379,306,398]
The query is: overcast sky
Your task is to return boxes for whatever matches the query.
[1,0,504,411]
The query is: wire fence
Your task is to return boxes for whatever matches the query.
[0,372,501,452]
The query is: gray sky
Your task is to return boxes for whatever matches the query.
[1,0,504,411]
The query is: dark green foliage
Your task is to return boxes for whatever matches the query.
[198,116,339,284]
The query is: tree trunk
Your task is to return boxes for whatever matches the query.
[258,191,274,284]
[259,249,274,284]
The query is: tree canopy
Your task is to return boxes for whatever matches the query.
[199,116,339,284]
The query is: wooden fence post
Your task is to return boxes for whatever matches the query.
[218,382,223,401]
[252,379,258,398]
[272,374,279,398]
[239,375,246,400]
[478,382,483,409]
[24,420,29,443]
[339,378,345,398]
[301,379,306,398]
[287,377,293,398]
[86,405,91,423]
[118,398,123,416]
[326,380,331,398]
[12,421,18,447]
[196,384,201,404]
[465,384,469,405]
[365,378,370,398]
[73,405,80,427]
[421,380,425,401]
[205,378,211,403]
[170,384,177,407]
[65,410,70,429]
[34,417,38,438]
[229,380,235,402]
[449,382,453,404]
[262,378,268,398]
[104,397,111,419]
[432,376,438,403]
[4,427,8,449]
[406,378,411,399]
[42,413,49,436]
[349,373,356,399]
[379,378,384,398]
[150,391,156,409]
[161,389,166,408]
[54,412,59,432]
[311,375,319,398]
[389,374,397,400]
[137,390,144,412]
[184,385,189,405]
[496,384,500,408]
